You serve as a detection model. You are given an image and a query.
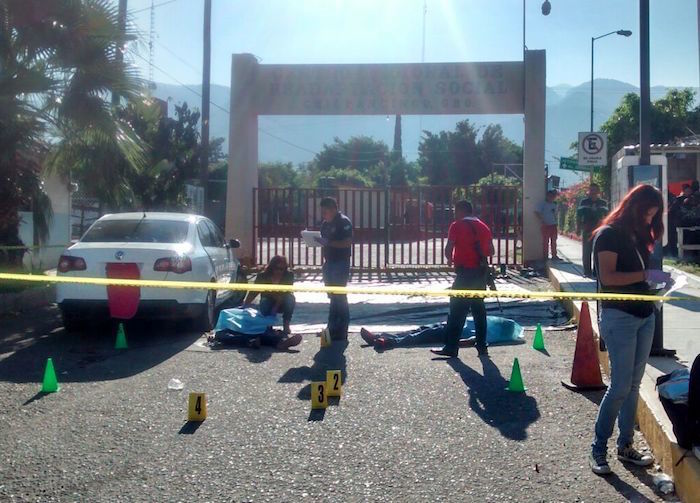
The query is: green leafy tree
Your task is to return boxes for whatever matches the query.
[418,130,452,185]
[258,162,300,188]
[418,121,522,186]
[313,167,373,188]
[123,101,203,210]
[478,125,523,174]
[0,0,143,265]
[577,89,700,194]
[314,136,389,174]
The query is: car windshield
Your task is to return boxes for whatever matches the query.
[82,219,190,243]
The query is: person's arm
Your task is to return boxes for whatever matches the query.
[444,240,454,266]
[479,224,494,258]
[596,251,646,286]
[244,275,263,305]
[243,291,258,306]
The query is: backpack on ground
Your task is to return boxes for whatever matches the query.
[656,354,700,450]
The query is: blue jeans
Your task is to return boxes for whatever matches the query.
[259,294,296,324]
[323,259,350,339]
[592,308,655,455]
[444,267,487,354]
[381,323,446,347]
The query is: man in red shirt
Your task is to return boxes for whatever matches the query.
[431,200,493,358]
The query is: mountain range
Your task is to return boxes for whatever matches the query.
[150,79,698,185]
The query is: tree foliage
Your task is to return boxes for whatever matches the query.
[418,121,522,186]
[0,0,143,264]
[314,136,389,173]
[594,88,700,193]
[122,101,205,210]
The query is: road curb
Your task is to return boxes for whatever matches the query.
[548,263,700,502]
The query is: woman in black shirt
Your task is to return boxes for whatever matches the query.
[243,255,295,334]
[589,184,672,475]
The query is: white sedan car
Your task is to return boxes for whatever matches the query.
[56,212,244,332]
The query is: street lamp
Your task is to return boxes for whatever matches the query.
[589,29,632,182]
[590,30,633,132]
[523,1,552,57]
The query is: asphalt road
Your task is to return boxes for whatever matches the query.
[0,303,671,502]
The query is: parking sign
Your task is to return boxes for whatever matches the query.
[578,132,607,166]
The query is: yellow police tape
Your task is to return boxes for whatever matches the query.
[0,272,691,303]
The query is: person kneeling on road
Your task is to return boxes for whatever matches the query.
[243,255,296,334]
[360,316,523,350]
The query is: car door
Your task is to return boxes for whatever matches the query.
[205,219,233,284]
[197,220,220,281]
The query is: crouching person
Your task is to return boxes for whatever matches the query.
[244,255,296,334]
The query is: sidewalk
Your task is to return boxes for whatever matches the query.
[549,235,700,502]
[554,235,700,365]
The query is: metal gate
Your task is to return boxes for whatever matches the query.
[253,185,521,270]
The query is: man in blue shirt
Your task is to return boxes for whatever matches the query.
[316,197,353,340]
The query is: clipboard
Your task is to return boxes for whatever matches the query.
[301,230,322,247]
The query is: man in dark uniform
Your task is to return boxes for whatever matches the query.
[316,197,353,340]
[431,200,493,358]
[577,183,609,277]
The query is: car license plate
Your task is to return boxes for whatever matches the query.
[106,263,140,319]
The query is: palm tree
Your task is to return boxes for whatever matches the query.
[0,0,146,266]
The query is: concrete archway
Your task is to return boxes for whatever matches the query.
[226,51,546,263]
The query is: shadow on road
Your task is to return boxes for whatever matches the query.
[0,305,202,383]
[178,421,203,435]
[601,472,657,503]
[447,357,540,441]
[279,339,349,402]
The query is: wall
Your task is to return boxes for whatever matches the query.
[17,172,72,271]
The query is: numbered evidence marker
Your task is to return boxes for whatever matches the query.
[326,370,342,397]
[188,392,207,421]
[311,381,328,409]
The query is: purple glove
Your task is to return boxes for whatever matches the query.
[314,236,329,246]
[644,269,672,285]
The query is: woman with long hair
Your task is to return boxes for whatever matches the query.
[244,255,296,335]
[588,184,672,475]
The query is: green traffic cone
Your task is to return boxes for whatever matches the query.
[115,323,128,349]
[533,323,546,351]
[506,358,526,392]
[41,357,59,393]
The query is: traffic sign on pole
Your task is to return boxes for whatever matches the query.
[578,132,608,166]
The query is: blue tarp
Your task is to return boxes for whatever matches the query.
[463,316,525,345]
[214,307,278,335]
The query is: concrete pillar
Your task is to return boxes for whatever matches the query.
[522,50,546,264]
[226,54,259,259]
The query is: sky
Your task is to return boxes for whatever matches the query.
[127,0,700,89]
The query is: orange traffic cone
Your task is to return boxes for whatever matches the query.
[561,301,607,391]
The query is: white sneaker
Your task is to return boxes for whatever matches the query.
[617,444,654,467]
[589,452,612,475]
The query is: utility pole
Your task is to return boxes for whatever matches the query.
[200,0,212,216]
[112,0,127,106]
[640,0,673,357]
[640,0,650,167]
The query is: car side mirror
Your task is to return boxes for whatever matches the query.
[229,239,241,249]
